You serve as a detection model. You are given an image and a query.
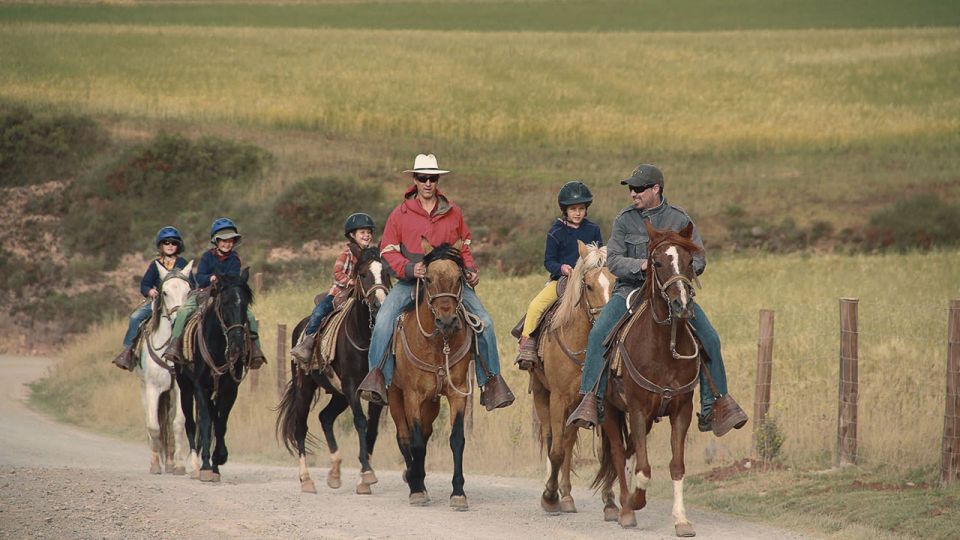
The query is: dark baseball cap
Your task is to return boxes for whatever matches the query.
[621,164,664,188]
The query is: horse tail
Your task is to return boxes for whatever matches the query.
[275,371,318,456]
[158,388,172,460]
[591,410,627,492]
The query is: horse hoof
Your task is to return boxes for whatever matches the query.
[619,511,637,528]
[190,469,200,480]
[211,473,221,483]
[675,522,696,537]
[540,494,561,514]
[361,470,378,485]
[199,470,217,482]
[560,495,577,513]
[450,495,468,511]
[603,505,619,522]
[301,479,317,494]
[356,482,372,495]
[409,492,430,506]
[172,466,187,476]
[327,474,341,489]
[149,464,162,475]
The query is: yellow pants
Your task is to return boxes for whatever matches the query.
[522,281,559,337]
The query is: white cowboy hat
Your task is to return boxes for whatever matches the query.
[402,153,450,176]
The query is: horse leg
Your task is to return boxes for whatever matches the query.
[530,375,560,513]
[170,381,187,475]
[388,387,416,491]
[348,395,378,494]
[603,408,635,528]
[627,410,652,515]
[211,383,239,480]
[364,401,384,455]
[670,401,696,538]
[177,374,200,479]
[406,397,439,506]
[141,382,163,475]
[543,392,567,513]
[446,394,468,511]
[558,421,579,513]
[292,375,319,493]
[194,386,216,482]
[318,390,348,490]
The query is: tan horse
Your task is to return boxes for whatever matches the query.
[530,241,615,514]
[388,239,476,510]
[595,221,702,535]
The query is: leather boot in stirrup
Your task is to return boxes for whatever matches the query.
[112,347,136,371]
[162,338,185,365]
[479,374,515,411]
[358,368,388,406]
[566,392,599,429]
[248,339,267,370]
[706,394,749,437]
[514,336,539,371]
[290,332,317,366]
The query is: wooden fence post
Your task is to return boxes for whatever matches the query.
[753,309,774,458]
[837,298,859,467]
[253,272,263,297]
[940,299,960,485]
[276,323,287,400]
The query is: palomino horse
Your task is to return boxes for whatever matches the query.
[530,241,614,514]
[389,239,478,510]
[276,246,392,495]
[595,221,702,535]
[176,269,254,482]
[138,260,192,475]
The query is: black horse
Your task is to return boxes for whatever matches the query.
[276,246,392,494]
[177,268,254,482]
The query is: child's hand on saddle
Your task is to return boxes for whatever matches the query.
[560,264,573,276]
[465,270,480,287]
[148,288,159,298]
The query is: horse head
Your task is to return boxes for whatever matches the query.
[351,244,392,321]
[420,237,465,336]
[551,241,615,331]
[644,220,701,320]
[213,267,253,364]
[155,260,193,320]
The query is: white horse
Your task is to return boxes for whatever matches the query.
[137,260,193,475]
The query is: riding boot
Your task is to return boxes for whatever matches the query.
[162,337,185,364]
[566,392,599,429]
[699,394,749,437]
[358,368,388,406]
[290,331,317,366]
[514,336,539,371]
[112,347,136,372]
[248,337,267,370]
[479,374,515,411]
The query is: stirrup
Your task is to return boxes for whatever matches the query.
[566,392,599,429]
[358,368,388,406]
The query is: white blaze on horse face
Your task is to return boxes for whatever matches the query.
[665,246,688,307]
[598,270,611,304]
[672,478,690,526]
[369,261,387,304]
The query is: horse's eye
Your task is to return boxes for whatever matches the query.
[586,284,593,291]
[653,260,663,268]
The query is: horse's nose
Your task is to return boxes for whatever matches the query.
[436,315,460,335]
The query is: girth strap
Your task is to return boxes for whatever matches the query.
[617,340,700,419]
[397,317,473,402]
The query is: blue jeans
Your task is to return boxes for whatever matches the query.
[367,281,501,388]
[578,296,729,416]
[122,301,153,348]
[305,294,335,335]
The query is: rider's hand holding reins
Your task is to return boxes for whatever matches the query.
[464,270,479,287]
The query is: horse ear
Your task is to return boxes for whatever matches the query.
[452,238,463,251]
[420,236,434,255]
[349,242,362,260]
[182,260,194,276]
[577,239,588,260]
[240,267,250,284]
[679,221,694,239]
[155,261,169,279]
[643,219,658,240]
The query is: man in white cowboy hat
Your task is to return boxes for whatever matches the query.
[358,153,515,410]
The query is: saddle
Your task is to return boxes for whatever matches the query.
[131,299,162,359]
[509,276,569,340]
[294,297,356,372]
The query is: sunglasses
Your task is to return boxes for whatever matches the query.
[629,183,657,194]
[414,174,440,184]
[160,240,179,246]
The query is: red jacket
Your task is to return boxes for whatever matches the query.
[380,186,477,280]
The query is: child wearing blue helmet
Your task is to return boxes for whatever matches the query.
[112,226,193,371]
[162,218,266,368]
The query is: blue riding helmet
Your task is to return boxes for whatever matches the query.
[155,226,184,254]
[210,217,242,245]
[343,213,376,240]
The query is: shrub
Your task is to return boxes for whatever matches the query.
[272,176,387,245]
[864,194,960,251]
[727,216,836,253]
[62,132,272,259]
[0,106,106,186]
[754,416,785,462]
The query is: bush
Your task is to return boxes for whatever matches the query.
[272,176,387,245]
[62,132,272,258]
[0,106,106,186]
[727,216,836,253]
[754,416,785,462]
[864,194,960,251]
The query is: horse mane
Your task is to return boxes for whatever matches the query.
[356,246,381,267]
[648,229,702,257]
[422,243,465,269]
[550,243,607,331]
[216,273,254,306]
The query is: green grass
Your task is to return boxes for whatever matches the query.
[1,0,959,32]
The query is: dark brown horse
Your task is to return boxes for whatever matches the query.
[389,239,475,510]
[595,221,703,535]
[276,246,392,494]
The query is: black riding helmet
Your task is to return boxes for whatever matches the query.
[343,213,376,240]
[557,180,594,213]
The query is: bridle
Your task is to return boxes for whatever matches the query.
[145,269,191,374]
[343,262,391,351]
[646,242,700,361]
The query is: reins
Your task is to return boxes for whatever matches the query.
[145,270,191,375]
[196,286,251,398]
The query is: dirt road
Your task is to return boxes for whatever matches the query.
[0,356,809,539]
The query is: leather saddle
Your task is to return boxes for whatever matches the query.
[510,276,568,340]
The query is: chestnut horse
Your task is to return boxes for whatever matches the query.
[530,241,614,514]
[276,246,391,495]
[595,221,702,535]
[389,239,478,510]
